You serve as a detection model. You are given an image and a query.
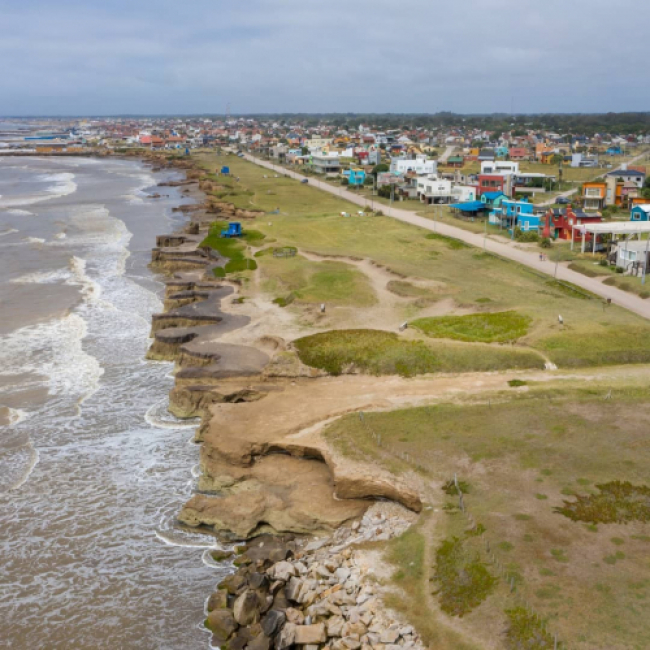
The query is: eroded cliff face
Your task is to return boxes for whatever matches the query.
[147,157,422,542]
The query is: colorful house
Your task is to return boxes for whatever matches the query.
[346,168,366,187]
[630,205,650,221]
[541,206,602,240]
[582,181,607,212]
[480,191,506,209]
[490,198,538,232]
[446,155,464,168]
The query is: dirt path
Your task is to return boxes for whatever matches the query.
[241,152,650,322]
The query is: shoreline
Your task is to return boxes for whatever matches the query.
[140,150,428,649]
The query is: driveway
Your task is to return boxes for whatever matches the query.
[241,152,650,321]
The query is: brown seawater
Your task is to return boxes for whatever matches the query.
[0,156,230,649]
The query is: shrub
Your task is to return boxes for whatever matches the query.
[599,259,609,267]
[540,237,552,249]
[515,229,539,243]
[508,379,527,387]
[433,537,498,616]
[505,607,555,648]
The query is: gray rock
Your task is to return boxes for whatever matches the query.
[206,590,228,612]
[343,622,367,638]
[248,572,268,590]
[294,623,327,645]
[233,590,261,626]
[261,609,286,637]
[294,561,308,574]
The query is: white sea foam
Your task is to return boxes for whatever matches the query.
[0,228,18,237]
[0,172,77,208]
[24,236,45,245]
[54,232,66,240]
[5,407,28,427]
[7,443,40,492]
[7,209,34,216]
[145,399,200,430]
[0,312,103,403]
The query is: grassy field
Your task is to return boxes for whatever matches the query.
[293,329,545,376]
[192,152,650,370]
[261,254,377,307]
[412,311,531,344]
[324,387,650,649]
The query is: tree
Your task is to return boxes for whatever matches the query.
[378,185,393,199]
[372,163,389,176]
[301,147,309,156]
[551,154,563,165]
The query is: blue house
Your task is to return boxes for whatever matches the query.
[481,191,506,209]
[631,205,650,221]
[346,168,366,187]
[495,146,509,158]
[607,146,622,155]
[490,198,540,232]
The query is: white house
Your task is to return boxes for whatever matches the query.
[480,161,520,175]
[391,154,437,175]
[417,177,453,204]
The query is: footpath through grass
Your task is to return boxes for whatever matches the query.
[324,387,650,650]
[193,152,650,370]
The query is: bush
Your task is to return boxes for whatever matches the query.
[540,237,552,249]
[599,259,608,267]
[340,177,349,186]
[616,267,624,274]
[514,228,539,243]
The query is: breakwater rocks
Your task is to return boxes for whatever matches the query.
[205,503,422,650]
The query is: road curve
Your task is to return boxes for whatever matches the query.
[240,152,650,322]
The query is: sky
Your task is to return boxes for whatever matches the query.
[1,0,648,116]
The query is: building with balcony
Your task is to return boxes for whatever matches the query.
[582,181,607,212]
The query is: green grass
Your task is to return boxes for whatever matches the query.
[200,221,262,274]
[386,280,431,298]
[504,607,555,649]
[385,525,479,650]
[433,535,498,617]
[412,311,531,344]
[555,481,650,524]
[194,152,650,371]
[293,329,545,377]
[261,255,376,307]
[322,389,650,649]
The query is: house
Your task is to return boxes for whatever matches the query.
[541,206,602,240]
[478,148,495,161]
[478,174,511,197]
[607,146,622,155]
[630,205,650,221]
[582,181,607,212]
[417,177,454,204]
[450,200,488,218]
[481,160,520,175]
[509,147,529,161]
[346,168,366,187]
[495,146,509,158]
[446,155,464,168]
[310,153,340,175]
[390,154,437,175]
[480,191,506,209]
[489,198,538,232]
[612,240,650,272]
[605,169,646,207]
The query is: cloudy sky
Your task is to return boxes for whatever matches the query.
[1,0,648,116]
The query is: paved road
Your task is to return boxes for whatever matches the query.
[438,145,456,163]
[241,152,650,321]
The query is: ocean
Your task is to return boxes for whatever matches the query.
[0,155,229,648]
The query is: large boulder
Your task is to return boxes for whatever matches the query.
[294,623,327,645]
[233,589,262,626]
[205,609,236,646]
[261,609,286,637]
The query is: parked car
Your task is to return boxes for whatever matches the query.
[556,196,570,205]
[301,178,308,184]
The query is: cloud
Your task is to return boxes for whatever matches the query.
[0,0,648,115]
